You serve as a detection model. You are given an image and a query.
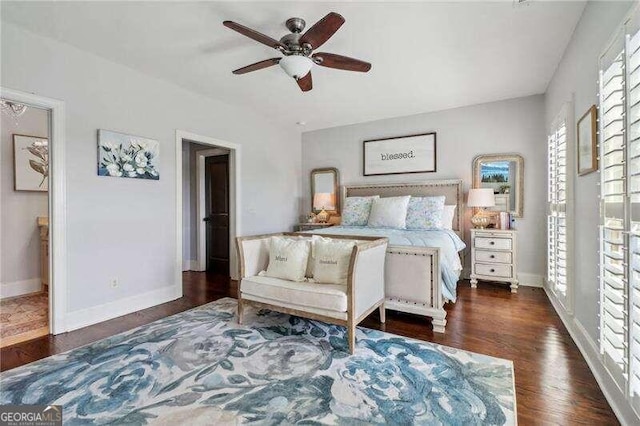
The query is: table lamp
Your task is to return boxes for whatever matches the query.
[468,188,495,229]
[313,193,335,223]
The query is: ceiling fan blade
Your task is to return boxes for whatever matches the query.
[232,58,281,75]
[297,72,312,92]
[299,12,345,49]
[312,52,371,72]
[223,21,286,50]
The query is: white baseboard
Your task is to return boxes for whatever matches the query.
[0,278,42,299]
[65,284,182,332]
[461,269,543,288]
[543,285,639,425]
[517,273,544,288]
[182,260,205,272]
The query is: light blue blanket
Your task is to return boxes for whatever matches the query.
[307,226,466,302]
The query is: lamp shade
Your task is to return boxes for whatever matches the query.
[313,192,335,210]
[279,55,313,79]
[467,188,495,208]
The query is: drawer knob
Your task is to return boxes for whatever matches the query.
[490,255,495,259]
[490,268,495,272]
[489,241,495,245]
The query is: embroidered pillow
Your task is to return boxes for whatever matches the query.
[367,196,411,229]
[405,196,446,230]
[312,237,356,285]
[442,205,457,230]
[264,236,310,282]
[341,196,379,226]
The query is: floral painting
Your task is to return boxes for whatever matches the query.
[13,134,48,191]
[98,129,159,180]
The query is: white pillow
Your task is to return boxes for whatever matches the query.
[312,237,356,285]
[442,205,457,230]
[264,236,310,282]
[367,196,411,229]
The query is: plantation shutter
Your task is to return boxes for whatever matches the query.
[599,33,628,391]
[627,19,640,411]
[548,115,568,298]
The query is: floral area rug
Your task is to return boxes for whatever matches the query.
[0,298,516,425]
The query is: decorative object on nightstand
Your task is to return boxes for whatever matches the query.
[470,229,518,293]
[468,188,495,229]
[313,192,335,223]
[295,222,335,232]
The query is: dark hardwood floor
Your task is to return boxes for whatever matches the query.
[1,273,617,425]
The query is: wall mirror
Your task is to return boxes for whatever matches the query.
[311,168,340,214]
[472,154,524,217]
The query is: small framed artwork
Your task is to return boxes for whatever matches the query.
[98,129,159,180]
[13,134,48,192]
[363,132,436,176]
[577,105,598,176]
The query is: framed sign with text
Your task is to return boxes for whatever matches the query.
[363,132,437,176]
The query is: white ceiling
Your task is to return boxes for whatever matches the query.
[1,1,585,131]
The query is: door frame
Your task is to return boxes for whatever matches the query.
[175,130,241,282]
[0,87,68,334]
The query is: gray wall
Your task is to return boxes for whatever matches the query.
[545,1,634,343]
[1,22,301,315]
[301,95,546,281]
[1,106,49,291]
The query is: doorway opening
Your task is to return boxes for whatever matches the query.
[0,99,51,346]
[176,130,241,295]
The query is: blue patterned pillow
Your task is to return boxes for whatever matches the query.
[341,196,379,226]
[405,196,446,230]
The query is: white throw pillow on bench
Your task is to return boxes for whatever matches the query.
[312,237,356,285]
[264,236,310,282]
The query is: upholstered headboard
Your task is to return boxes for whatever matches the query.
[341,179,464,235]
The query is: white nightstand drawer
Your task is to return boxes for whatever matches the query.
[475,237,512,250]
[475,250,512,264]
[475,263,512,278]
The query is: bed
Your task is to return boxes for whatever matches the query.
[302,179,465,332]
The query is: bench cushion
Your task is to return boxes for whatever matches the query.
[241,275,348,312]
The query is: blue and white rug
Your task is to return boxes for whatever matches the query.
[0,298,516,425]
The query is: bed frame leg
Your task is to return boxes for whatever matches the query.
[379,302,386,324]
[432,310,447,333]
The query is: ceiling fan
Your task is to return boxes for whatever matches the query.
[223,12,371,92]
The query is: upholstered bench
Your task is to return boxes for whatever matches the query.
[236,233,388,354]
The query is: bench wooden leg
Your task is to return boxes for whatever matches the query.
[379,302,386,324]
[237,299,244,325]
[348,323,356,355]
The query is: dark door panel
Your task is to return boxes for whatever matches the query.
[205,154,230,275]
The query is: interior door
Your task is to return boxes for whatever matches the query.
[204,155,230,275]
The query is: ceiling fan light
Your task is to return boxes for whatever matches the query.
[279,55,313,79]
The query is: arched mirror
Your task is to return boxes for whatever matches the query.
[310,168,340,215]
[472,154,524,218]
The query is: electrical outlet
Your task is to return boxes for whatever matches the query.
[110,278,118,289]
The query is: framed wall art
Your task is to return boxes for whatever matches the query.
[577,105,597,176]
[363,132,436,176]
[13,134,48,192]
[98,129,159,180]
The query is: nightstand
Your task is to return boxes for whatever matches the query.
[470,228,518,293]
[295,223,335,232]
